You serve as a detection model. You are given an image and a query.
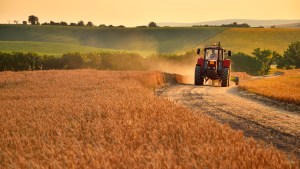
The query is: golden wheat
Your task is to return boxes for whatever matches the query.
[0,69,298,168]
[239,69,300,104]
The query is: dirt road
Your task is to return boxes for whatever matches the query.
[157,83,300,157]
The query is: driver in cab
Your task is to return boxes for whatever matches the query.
[209,50,218,60]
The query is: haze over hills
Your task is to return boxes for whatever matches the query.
[0,25,300,55]
[276,22,300,28]
[158,19,300,27]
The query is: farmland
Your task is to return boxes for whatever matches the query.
[239,69,300,105]
[0,41,117,57]
[0,25,300,56]
[201,28,300,54]
[0,70,298,168]
[0,25,225,54]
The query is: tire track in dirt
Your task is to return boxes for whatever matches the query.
[157,84,300,158]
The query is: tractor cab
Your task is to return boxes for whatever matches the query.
[206,49,218,60]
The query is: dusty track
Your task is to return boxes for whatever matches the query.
[157,83,300,158]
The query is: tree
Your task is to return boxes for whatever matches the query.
[276,55,288,69]
[22,21,27,25]
[60,21,68,26]
[231,52,261,75]
[28,15,39,25]
[50,21,58,25]
[13,20,18,24]
[87,21,93,26]
[252,48,278,75]
[98,24,106,27]
[42,55,64,70]
[148,22,158,27]
[77,20,84,26]
[117,25,125,28]
[70,22,77,26]
[61,53,84,69]
[278,41,300,69]
[271,51,282,69]
[286,41,300,68]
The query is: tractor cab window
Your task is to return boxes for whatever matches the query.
[206,49,218,60]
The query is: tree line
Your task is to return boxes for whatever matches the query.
[0,50,199,72]
[231,41,300,75]
[0,41,299,74]
[20,15,159,28]
[12,15,275,28]
[192,22,251,28]
[0,52,146,71]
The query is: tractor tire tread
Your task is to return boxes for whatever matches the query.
[195,66,204,85]
[221,68,230,87]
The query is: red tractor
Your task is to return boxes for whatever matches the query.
[194,42,232,87]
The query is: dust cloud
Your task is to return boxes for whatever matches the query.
[148,63,195,84]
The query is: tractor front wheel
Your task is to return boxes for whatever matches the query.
[221,68,230,87]
[195,66,204,85]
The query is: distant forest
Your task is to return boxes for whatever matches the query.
[16,15,159,28]
[192,22,252,28]
[12,15,261,28]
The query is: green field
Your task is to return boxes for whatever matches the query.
[0,25,225,55]
[0,24,300,56]
[200,28,300,54]
[0,41,118,56]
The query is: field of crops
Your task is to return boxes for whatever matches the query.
[0,25,225,54]
[0,70,298,168]
[239,69,300,105]
[0,41,117,57]
[1,25,300,56]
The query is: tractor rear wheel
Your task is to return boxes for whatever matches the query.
[221,68,230,87]
[195,66,204,85]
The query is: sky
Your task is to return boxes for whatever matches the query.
[0,0,299,27]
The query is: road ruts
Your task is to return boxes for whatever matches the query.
[157,84,300,158]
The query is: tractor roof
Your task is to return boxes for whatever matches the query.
[204,45,224,50]
[204,42,225,50]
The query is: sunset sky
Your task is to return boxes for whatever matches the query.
[0,0,299,26]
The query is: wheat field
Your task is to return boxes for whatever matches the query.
[0,70,298,168]
[239,69,300,104]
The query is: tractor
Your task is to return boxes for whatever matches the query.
[194,42,232,87]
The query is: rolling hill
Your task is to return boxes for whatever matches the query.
[0,41,117,56]
[199,28,300,54]
[0,25,226,55]
[0,24,300,56]
[276,22,300,28]
[158,19,300,27]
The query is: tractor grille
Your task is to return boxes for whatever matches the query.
[207,70,219,79]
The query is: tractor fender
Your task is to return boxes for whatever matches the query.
[223,59,231,68]
[197,58,204,67]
